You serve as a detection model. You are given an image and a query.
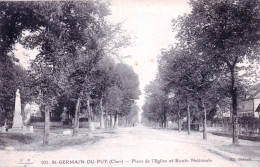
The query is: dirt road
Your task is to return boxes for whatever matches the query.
[0,125,258,167]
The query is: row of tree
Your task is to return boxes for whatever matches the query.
[142,0,260,144]
[0,1,139,145]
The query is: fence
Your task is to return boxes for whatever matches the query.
[207,116,260,136]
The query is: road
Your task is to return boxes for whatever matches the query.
[0,125,258,167]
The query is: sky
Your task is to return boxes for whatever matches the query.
[108,0,191,110]
[13,0,191,113]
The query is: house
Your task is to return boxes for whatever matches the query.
[237,84,260,118]
[24,102,41,117]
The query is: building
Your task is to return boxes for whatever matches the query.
[238,84,260,118]
[24,102,41,117]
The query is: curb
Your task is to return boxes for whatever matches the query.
[207,148,238,161]
[211,132,260,142]
[208,148,260,163]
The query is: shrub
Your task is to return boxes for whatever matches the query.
[79,117,88,122]
[50,116,61,122]
[30,116,44,123]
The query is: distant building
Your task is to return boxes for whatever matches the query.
[238,84,260,118]
[24,102,41,117]
[214,104,231,118]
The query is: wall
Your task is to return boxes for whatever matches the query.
[253,99,260,118]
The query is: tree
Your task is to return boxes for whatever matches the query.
[28,1,111,143]
[104,85,123,128]
[0,1,137,144]
[0,61,33,125]
[60,3,131,134]
[158,44,226,138]
[116,63,140,126]
[91,56,116,129]
[174,0,260,144]
[126,103,139,126]
[142,79,168,128]
[0,2,46,126]
[0,1,114,145]
[101,63,140,128]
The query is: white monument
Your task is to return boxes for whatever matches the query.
[10,89,23,130]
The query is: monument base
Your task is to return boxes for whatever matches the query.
[8,126,33,133]
[8,127,23,133]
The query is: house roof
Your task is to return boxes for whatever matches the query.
[248,89,260,100]
[256,104,260,113]
[246,83,260,100]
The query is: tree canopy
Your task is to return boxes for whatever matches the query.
[0,1,139,145]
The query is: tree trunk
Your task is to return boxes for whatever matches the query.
[231,69,239,144]
[114,111,118,128]
[110,113,113,128]
[43,106,50,146]
[100,98,104,130]
[178,106,181,132]
[163,111,167,128]
[203,103,207,140]
[73,97,81,135]
[105,111,108,129]
[221,119,224,130]
[187,103,191,135]
[87,98,93,138]
[125,117,128,127]
[0,108,2,126]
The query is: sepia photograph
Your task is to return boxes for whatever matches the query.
[0,0,260,167]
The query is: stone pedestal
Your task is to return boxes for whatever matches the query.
[8,127,22,133]
[9,125,34,134]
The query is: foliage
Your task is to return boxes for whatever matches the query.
[142,79,168,125]
[173,0,260,143]
[30,116,45,123]
[0,1,138,145]
[102,63,140,117]
[0,61,33,124]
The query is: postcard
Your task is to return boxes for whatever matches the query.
[0,0,259,167]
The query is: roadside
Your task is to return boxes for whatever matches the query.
[155,127,260,164]
[0,127,115,151]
